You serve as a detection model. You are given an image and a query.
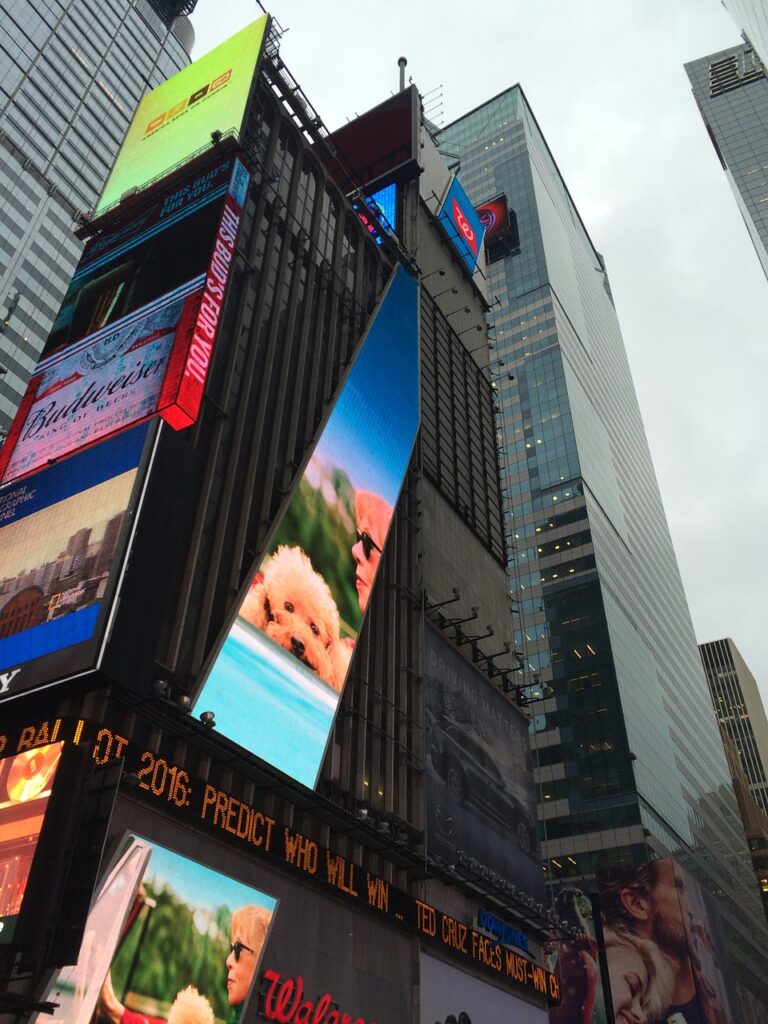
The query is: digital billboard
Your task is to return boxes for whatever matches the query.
[34,834,277,1023]
[476,195,510,239]
[424,624,544,903]
[0,421,151,701]
[0,742,64,944]
[420,951,549,1024]
[193,266,420,787]
[0,157,248,484]
[545,886,607,1024]
[95,15,267,216]
[438,175,486,272]
[596,858,738,1024]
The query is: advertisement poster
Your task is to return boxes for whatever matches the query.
[95,15,267,215]
[438,175,486,272]
[545,886,607,1024]
[0,742,64,944]
[0,158,248,484]
[420,951,548,1024]
[194,267,420,788]
[424,624,544,902]
[35,835,277,1023]
[0,422,150,700]
[597,858,738,1024]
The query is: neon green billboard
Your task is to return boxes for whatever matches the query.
[95,15,268,216]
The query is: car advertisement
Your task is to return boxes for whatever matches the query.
[0,742,64,944]
[94,15,267,216]
[33,834,277,1023]
[596,858,738,1024]
[438,174,486,272]
[0,158,248,484]
[420,951,549,1024]
[193,266,420,788]
[0,422,151,701]
[424,623,544,902]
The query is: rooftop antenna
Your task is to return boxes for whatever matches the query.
[398,56,407,92]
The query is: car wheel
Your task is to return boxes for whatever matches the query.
[445,762,466,802]
[515,818,533,854]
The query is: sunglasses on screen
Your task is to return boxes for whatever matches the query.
[356,530,382,560]
[229,941,254,961]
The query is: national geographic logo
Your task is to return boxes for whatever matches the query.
[145,69,232,135]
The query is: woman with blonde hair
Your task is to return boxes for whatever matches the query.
[604,927,676,1024]
[225,904,273,1009]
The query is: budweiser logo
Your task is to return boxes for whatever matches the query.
[260,970,377,1024]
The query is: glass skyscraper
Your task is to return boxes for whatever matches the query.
[437,87,768,1014]
[685,42,768,280]
[0,0,194,434]
[724,0,768,63]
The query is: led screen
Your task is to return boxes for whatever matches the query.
[0,158,248,484]
[438,175,486,272]
[596,858,738,1024]
[194,267,420,787]
[0,742,64,944]
[34,834,277,1023]
[0,422,150,700]
[95,15,267,216]
[368,183,397,231]
[420,952,548,1024]
[545,886,608,1024]
[424,624,544,903]
[476,195,510,239]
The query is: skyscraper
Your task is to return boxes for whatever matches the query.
[437,86,768,1015]
[0,0,194,434]
[724,0,768,62]
[685,42,768,280]
[700,637,768,813]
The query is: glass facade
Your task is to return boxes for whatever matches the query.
[0,0,192,434]
[437,86,768,1011]
[724,0,768,64]
[685,43,768,280]
[700,638,768,814]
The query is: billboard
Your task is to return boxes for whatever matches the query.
[95,15,267,216]
[545,886,608,1024]
[0,157,248,484]
[438,175,486,272]
[420,951,549,1024]
[193,266,420,787]
[321,86,420,192]
[424,624,544,902]
[596,858,738,1024]
[0,742,64,944]
[0,422,151,700]
[476,195,510,240]
[34,834,277,1023]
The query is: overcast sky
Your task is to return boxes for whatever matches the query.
[190,1,768,704]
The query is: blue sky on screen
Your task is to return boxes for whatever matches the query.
[315,267,418,502]
[142,839,277,915]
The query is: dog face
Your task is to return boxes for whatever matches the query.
[242,545,347,689]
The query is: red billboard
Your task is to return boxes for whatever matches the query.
[0,156,248,485]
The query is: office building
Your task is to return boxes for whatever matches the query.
[700,637,768,813]
[0,26,558,1023]
[685,42,768,280]
[436,87,768,1017]
[724,0,768,63]
[0,0,194,435]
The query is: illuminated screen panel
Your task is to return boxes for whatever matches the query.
[596,858,738,1024]
[544,886,608,1024]
[95,15,267,216]
[438,174,486,272]
[476,195,510,239]
[0,422,150,701]
[423,624,544,904]
[0,157,248,485]
[194,266,420,787]
[0,742,64,944]
[34,834,277,1023]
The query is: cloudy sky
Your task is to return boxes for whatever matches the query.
[190,1,768,701]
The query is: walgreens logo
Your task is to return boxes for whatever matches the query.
[452,197,478,254]
[260,970,377,1024]
[145,69,232,135]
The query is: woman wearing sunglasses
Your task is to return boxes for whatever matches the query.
[225,905,272,1011]
[352,491,393,614]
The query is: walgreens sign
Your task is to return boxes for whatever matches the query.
[260,971,378,1024]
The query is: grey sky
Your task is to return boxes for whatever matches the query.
[190,1,768,703]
